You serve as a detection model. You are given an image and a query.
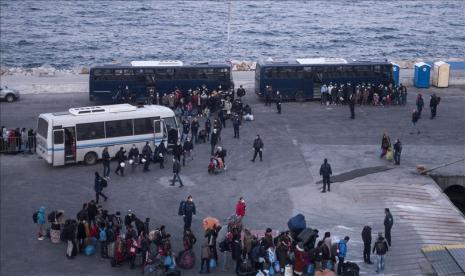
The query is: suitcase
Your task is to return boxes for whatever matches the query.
[135,252,144,267]
[107,242,115,258]
[284,264,293,276]
[342,262,360,276]
[84,245,96,256]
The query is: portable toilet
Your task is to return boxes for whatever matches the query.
[414,62,431,88]
[391,63,400,86]
[432,61,450,88]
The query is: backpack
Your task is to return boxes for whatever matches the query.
[99,229,107,242]
[48,211,57,223]
[33,211,39,223]
[375,241,386,253]
[178,201,186,216]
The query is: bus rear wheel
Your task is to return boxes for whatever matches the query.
[84,152,98,165]
[295,91,305,102]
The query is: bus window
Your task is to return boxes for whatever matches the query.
[115,69,123,76]
[154,120,161,133]
[105,119,134,138]
[37,118,48,139]
[76,122,105,141]
[134,117,153,135]
[53,130,64,144]
[164,116,177,130]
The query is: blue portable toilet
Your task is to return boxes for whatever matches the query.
[391,63,400,86]
[414,62,431,88]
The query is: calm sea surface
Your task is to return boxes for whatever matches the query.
[1,0,464,70]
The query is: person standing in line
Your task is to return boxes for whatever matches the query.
[373,232,389,273]
[336,236,350,275]
[411,109,421,135]
[416,93,424,117]
[251,135,264,162]
[235,197,246,218]
[128,144,139,173]
[190,117,200,144]
[94,172,108,204]
[182,195,196,231]
[320,158,332,193]
[429,93,440,119]
[142,141,152,172]
[210,129,219,156]
[276,91,283,114]
[384,208,393,247]
[205,118,211,142]
[349,92,356,119]
[393,139,402,165]
[102,147,111,179]
[362,226,373,264]
[114,147,126,177]
[170,158,183,187]
[232,114,241,139]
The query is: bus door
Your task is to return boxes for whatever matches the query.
[312,72,323,99]
[52,129,65,166]
[153,119,165,146]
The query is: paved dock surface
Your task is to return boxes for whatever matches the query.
[1,72,464,275]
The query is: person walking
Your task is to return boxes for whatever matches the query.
[380,133,391,158]
[170,158,183,187]
[182,137,194,166]
[416,93,424,117]
[429,93,440,119]
[232,114,241,138]
[265,85,272,106]
[384,208,393,247]
[251,135,264,162]
[210,129,219,155]
[235,197,246,218]
[237,85,246,99]
[276,91,282,114]
[102,147,111,179]
[173,141,183,162]
[411,109,421,135]
[181,195,196,231]
[128,144,139,172]
[191,118,200,144]
[362,226,373,264]
[94,172,108,204]
[373,232,389,273]
[114,147,126,177]
[35,206,46,240]
[349,92,356,119]
[142,141,152,172]
[393,139,402,165]
[320,158,333,193]
[336,236,350,275]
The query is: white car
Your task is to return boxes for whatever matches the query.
[0,86,20,102]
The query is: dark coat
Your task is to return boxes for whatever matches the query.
[94,176,104,192]
[253,138,263,150]
[102,151,110,165]
[361,226,372,244]
[384,213,394,229]
[184,201,196,217]
[115,150,126,162]
[319,163,332,177]
[173,160,181,174]
[210,132,219,146]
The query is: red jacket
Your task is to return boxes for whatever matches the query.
[235,201,246,217]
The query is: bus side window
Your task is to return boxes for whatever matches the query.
[54,131,64,144]
[154,120,161,133]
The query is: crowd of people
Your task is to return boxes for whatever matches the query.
[33,194,394,276]
[319,83,408,107]
[0,126,36,154]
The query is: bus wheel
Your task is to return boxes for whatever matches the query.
[295,91,304,102]
[6,94,15,102]
[84,152,98,165]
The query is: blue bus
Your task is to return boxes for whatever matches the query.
[89,60,233,103]
[255,58,394,101]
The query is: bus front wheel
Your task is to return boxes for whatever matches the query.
[84,152,98,165]
[295,91,304,102]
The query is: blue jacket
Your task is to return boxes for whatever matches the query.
[37,206,46,225]
[338,239,347,258]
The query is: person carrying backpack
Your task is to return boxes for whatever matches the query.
[34,206,46,240]
[336,236,350,275]
[98,223,108,258]
[373,233,389,273]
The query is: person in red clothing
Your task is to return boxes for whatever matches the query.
[294,242,306,275]
[235,197,246,217]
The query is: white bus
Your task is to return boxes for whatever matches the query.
[36,104,179,166]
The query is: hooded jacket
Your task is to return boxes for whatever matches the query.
[37,206,46,225]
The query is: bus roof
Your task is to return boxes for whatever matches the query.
[39,104,175,125]
[257,58,392,67]
[91,61,231,70]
